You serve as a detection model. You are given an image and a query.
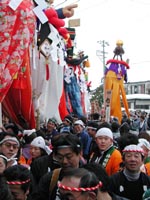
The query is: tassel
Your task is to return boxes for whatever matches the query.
[57,58,60,65]
[45,58,50,80]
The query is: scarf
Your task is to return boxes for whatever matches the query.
[123,168,140,181]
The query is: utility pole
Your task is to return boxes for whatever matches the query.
[96,40,109,76]
[96,40,109,113]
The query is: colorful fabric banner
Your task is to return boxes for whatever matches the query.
[0,0,35,102]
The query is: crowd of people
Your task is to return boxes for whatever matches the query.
[1,0,150,199]
[0,110,150,199]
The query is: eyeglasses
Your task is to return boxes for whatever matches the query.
[56,153,74,162]
[3,142,19,150]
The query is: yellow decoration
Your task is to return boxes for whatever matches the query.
[12,72,18,79]
[116,40,123,47]
[83,59,90,68]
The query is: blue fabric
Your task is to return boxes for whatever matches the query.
[64,75,83,117]
[56,8,65,19]
[77,130,92,158]
[60,126,70,133]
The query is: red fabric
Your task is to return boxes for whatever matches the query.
[0,0,35,102]
[45,8,65,28]
[2,51,36,129]
[81,92,86,115]
[106,59,130,69]
[44,8,70,42]
[46,63,50,80]
[59,87,69,120]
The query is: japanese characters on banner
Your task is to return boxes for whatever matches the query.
[105,90,112,123]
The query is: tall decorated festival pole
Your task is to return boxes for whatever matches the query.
[104,40,130,123]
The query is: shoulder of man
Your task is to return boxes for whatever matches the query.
[30,171,54,200]
[140,171,150,184]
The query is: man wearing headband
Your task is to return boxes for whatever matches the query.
[109,144,150,200]
[42,118,59,143]
[4,165,32,200]
[0,132,20,167]
[59,115,74,134]
[73,120,92,160]
[57,168,102,200]
[89,127,122,176]
[31,133,83,200]
[86,121,99,161]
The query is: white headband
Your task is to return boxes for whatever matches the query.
[96,128,113,139]
[0,137,20,147]
[31,136,52,155]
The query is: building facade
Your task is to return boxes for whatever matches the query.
[125,80,150,95]
[124,80,150,111]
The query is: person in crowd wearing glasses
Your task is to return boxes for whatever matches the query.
[31,133,83,200]
[0,132,21,167]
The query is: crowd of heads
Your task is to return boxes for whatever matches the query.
[1,109,150,199]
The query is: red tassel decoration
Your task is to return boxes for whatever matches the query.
[58,58,60,65]
[45,58,50,80]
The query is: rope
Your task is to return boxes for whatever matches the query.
[7,179,30,185]
[58,181,102,192]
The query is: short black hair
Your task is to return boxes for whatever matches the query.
[52,133,82,155]
[116,133,139,152]
[0,175,13,200]
[82,163,110,192]
[60,168,100,195]
[0,132,21,158]
[98,122,112,130]
[87,121,99,130]
[4,165,31,193]
[4,122,20,136]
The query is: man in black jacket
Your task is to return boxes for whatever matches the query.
[109,144,150,200]
[31,133,83,200]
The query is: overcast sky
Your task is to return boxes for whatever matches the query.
[55,0,150,89]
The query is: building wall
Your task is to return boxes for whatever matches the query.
[125,80,150,95]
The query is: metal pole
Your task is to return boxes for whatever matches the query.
[96,40,109,117]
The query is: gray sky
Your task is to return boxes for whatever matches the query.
[55,0,150,89]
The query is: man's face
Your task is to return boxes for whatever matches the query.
[124,152,143,172]
[59,177,92,200]
[0,136,19,159]
[47,121,55,131]
[87,128,96,138]
[30,146,41,159]
[96,136,113,151]
[73,125,83,134]
[63,119,70,126]
[55,147,81,169]
[9,184,28,200]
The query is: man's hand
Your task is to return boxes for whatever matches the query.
[62,4,78,18]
